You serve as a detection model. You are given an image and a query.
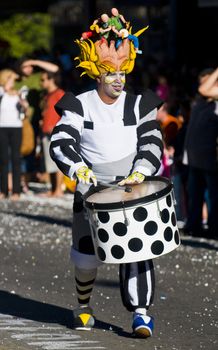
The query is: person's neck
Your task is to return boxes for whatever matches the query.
[47,85,58,94]
[97,90,120,105]
[6,88,17,95]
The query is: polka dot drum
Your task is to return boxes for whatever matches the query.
[84,177,180,264]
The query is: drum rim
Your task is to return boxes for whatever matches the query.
[84,176,173,210]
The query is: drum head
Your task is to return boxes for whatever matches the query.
[84,176,172,210]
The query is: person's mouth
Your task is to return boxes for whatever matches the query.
[112,84,122,91]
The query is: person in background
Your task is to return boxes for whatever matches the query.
[15,58,60,188]
[53,45,73,90]
[155,74,170,102]
[156,103,182,178]
[0,69,29,200]
[49,11,163,338]
[184,68,218,239]
[170,99,190,229]
[39,70,65,197]
[198,67,218,233]
[198,66,218,99]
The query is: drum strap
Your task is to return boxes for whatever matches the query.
[123,93,138,126]
[123,91,163,125]
[54,92,84,117]
[139,89,163,118]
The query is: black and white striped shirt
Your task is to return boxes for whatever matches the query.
[49,89,163,180]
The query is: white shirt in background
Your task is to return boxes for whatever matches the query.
[0,88,22,128]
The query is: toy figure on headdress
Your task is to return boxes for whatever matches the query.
[98,14,112,42]
[115,28,148,54]
[110,7,129,32]
[80,18,98,41]
[76,9,149,79]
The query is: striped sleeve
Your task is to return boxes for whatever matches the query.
[132,93,163,176]
[49,110,87,179]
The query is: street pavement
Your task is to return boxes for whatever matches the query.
[0,190,217,350]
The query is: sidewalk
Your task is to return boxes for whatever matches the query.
[19,181,74,209]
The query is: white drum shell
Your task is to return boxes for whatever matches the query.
[87,189,180,264]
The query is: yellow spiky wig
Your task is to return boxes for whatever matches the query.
[74,9,148,79]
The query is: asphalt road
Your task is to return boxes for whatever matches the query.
[0,192,217,350]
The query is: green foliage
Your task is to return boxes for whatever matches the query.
[0,13,52,58]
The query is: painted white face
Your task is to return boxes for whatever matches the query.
[100,71,126,98]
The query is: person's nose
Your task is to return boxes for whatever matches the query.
[114,73,122,82]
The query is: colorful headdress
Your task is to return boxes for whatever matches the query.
[74,8,148,79]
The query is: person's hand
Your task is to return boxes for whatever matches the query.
[19,99,29,111]
[76,166,97,186]
[118,171,145,186]
[21,59,35,67]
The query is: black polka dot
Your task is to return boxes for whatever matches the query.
[144,221,158,235]
[174,230,180,245]
[151,240,164,255]
[111,245,125,259]
[133,207,148,222]
[164,227,173,241]
[97,228,109,243]
[113,222,127,236]
[97,247,106,261]
[128,238,143,252]
[79,236,95,254]
[161,209,170,223]
[98,211,110,223]
[166,194,172,207]
[171,212,177,226]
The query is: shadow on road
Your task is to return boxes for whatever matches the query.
[0,210,72,228]
[181,237,218,251]
[95,279,119,288]
[0,291,132,338]
[0,290,73,328]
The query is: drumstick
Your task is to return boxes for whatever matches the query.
[99,182,132,193]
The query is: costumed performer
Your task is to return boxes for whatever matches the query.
[49,9,163,338]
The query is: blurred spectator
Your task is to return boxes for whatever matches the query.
[155,74,170,101]
[198,67,218,99]
[39,70,65,197]
[157,103,182,178]
[0,69,29,200]
[157,99,190,229]
[157,103,182,147]
[53,45,74,90]
[170,99,190,228]
[15,58,59,187]
[184,68,218,239]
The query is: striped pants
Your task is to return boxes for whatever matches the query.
[119,260,155,311]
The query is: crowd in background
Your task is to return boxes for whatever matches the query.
[0,47,217,241]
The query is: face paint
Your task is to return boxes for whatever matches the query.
[98,71,126,100]
[104,72,126,85]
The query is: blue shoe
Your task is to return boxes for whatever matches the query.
[73,306,95,330]
[132,314,154,338]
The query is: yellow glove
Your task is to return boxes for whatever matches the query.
[76,166,97,186]
[118,171,145,186]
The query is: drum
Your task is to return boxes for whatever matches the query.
[84,176,180,264]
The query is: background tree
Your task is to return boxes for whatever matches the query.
[0,13,52,58]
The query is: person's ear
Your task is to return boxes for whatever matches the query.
[96,77,101,83]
